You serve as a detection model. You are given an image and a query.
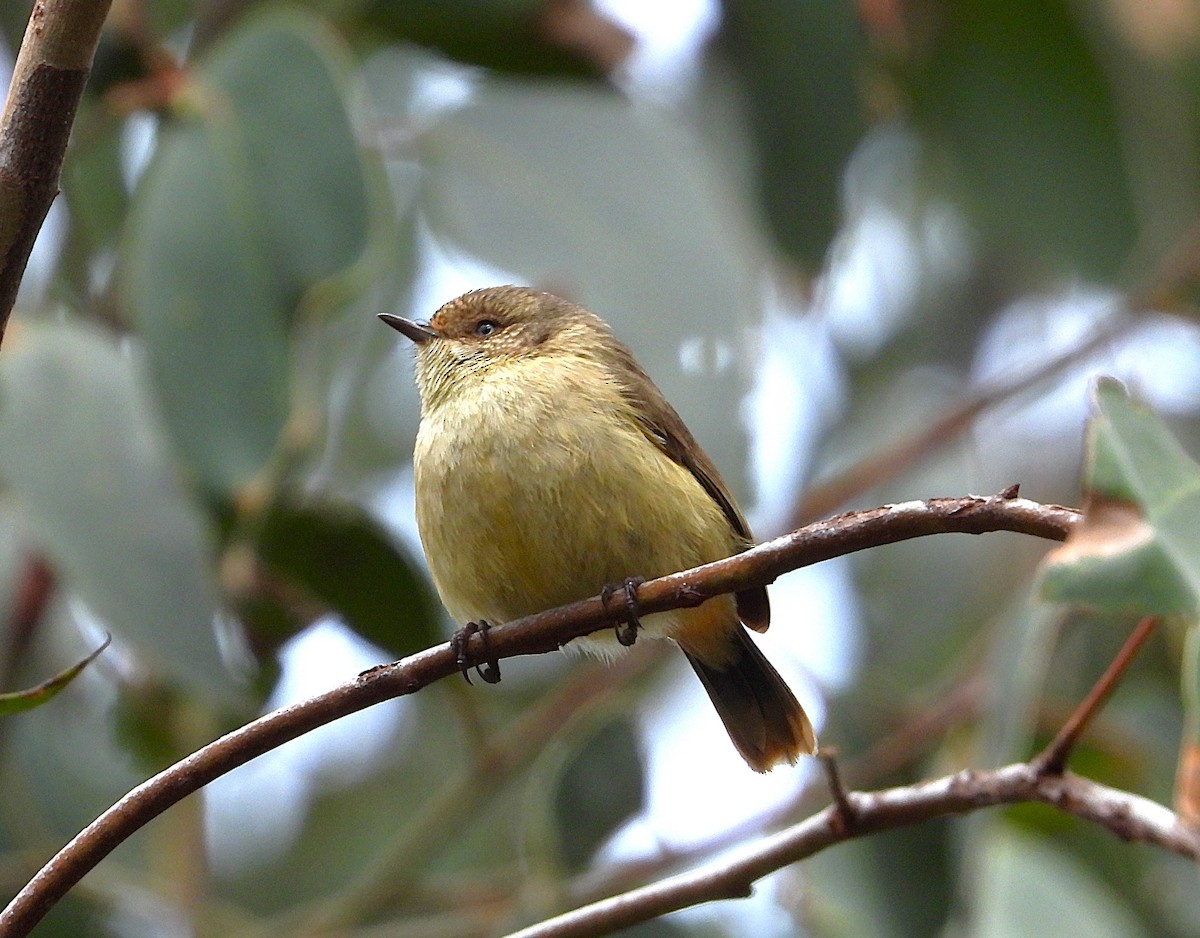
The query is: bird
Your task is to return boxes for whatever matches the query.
[380,285,815,771]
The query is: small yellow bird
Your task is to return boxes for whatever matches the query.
[381,285,815,771]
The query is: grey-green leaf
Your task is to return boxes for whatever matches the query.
[1040,379,1200,618]
[122,8,370,494]
[0,323,235,701]
[0,634,109,716]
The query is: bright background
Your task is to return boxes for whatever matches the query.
[1,1,1199,936]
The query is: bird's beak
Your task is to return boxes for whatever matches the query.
[378,313,438,345]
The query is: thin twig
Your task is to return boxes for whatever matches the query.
[0,0,113,338]
[1033,615,1160,776]
[794,208,1200,527]
[0,493,1078,937]
[792,314,1130,526]
[278,650,665,936]
[818,748,856,836]
[502,763,1199,938]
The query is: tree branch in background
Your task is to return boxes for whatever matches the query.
[793,210,1200,527]
[503,763,1198,938]
[505,598,1173,938]
[1033,615,1159,776]
[0,0,112,339]
[0,492,1076,936]
[791,313,1131,525]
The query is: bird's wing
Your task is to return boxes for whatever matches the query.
[613,348,771,633]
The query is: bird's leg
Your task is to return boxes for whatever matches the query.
[450,620,501,685]
[602,576,645,647]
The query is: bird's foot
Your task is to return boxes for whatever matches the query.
[602,576,645,647]
[450,620,501,685]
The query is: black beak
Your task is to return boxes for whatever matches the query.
[378,313,438,345]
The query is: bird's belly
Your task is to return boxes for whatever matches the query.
[413,395,736,641]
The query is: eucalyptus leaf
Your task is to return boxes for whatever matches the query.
[351,0,607,79]
[718,0,866,269]
[0,323,235,700]
[553,718,644,872]
[972,825,1147,938]
[0,634,109,717]
[254,498,440,658]
[122,8,370,494]
[909,0,1137,277]
[1040,378,1200,617]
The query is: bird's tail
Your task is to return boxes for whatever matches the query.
[681,626,816,773]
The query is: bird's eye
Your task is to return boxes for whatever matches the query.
[474,319,499,337]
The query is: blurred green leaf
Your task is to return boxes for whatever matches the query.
[86,32,153,101]
[972,825,1147,937]
[553,717,643,872]
[59,111,130,300]
[1040,378,1200,617]
[0,5,29,53]
[0,323,235,701]
[350,0,608,79]
[0,634,108,716]
[718,0,866,270]
[255,497,440,657]
[122,8,371,494]
[910,0,1137,277]
[805,820,954,937]
[111,678,188,770]
[1177,625,1200,822]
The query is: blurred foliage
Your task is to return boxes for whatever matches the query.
[0,634,108,716]
[346,0,614,78]
[0,1,1198,937]
[249,495,441,658]
[552,717,645,872]
[907,0,1140,279]
[1041,379,1200,618]
[719,0,866,271]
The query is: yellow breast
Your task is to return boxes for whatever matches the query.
[412,353,738,638]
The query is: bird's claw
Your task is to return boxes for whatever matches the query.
[602,576,645,647]
[450,620,501,685]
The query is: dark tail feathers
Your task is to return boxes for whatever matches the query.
[683,627,816,772]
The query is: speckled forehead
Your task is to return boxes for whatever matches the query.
[424,301,465,335]
[430,288,543,333]
[432,291,502,326]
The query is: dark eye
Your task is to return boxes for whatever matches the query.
[474,319,499,337]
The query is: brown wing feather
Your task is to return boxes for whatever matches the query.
[611,345,771,633]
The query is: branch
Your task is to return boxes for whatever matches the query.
[0,492,1076,937]
[1033,615,1160,776]
[507,573,1171,938]
[792,205,1200,527]
[0,0,113,338]
[791,314,1129,525]
[502,762,1199,938]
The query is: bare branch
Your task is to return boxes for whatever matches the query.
[791,318,1130,525]
[0,0,113,337]
[792,210,1200,527]
[0,493,1076,936]
[1033,615,1160,776]
[504,764,1199,938]
[817,748,856,835]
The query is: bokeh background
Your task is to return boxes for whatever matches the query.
[1,1,1200,935]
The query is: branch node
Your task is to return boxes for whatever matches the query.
[819,747,858,836]
[678,583,707,606]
